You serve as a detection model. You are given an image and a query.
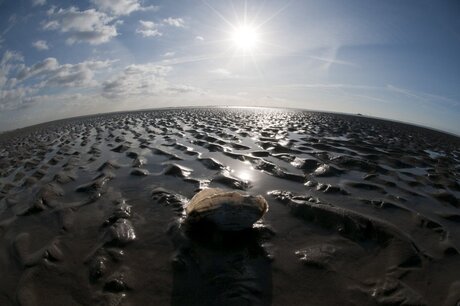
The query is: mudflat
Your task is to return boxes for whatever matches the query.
[0,107,459,306]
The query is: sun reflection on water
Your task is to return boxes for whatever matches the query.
[232,161,255,182]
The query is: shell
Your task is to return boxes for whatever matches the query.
[185,188,268,231]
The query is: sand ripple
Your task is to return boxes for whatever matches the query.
[0,108,459,305]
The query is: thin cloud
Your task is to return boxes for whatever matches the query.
[32,0,46,6]
[386,84,421,99]
[32,40,49,51]
[278,83,377,90]
[102,63,200,98]
[0,15,17,49]
[209,68,238,79]
[90,0,159,16]
[309,55,355,67]
[386,84,459,107]
[102,63,172,97]
[159,54,228,66]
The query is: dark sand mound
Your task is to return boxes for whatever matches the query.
[0,107,459,305]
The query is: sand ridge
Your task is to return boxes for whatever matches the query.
[0,107,459,305]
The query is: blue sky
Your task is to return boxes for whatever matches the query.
[0,0,459,134]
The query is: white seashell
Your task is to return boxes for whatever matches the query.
[185,188,268,231]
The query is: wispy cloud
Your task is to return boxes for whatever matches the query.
[308,46,355,71]
[278,82,459,110]
[209,68,231,76]
[386,84,421,99]
[137,17,186,38]
[32,40,49,51]
[31,0,46,7]
[136,20,162,37]
[308,56,355,67]
[278,83,376,90]
[386,84,459,107]
[163,51,176,57]
[0,15,17,49]
[102,64,172,98]
[43,7,118,45]
[18,58,113,88]
[102,63,200,98]
[162,17,185,28]
[90,0,159,16]
[160,54,235,66]
[209,68,239,79]
[351,93,391,105]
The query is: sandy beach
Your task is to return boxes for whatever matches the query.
[0,107,459,306]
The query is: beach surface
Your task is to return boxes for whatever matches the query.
[0,107,459,306]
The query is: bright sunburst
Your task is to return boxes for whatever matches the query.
[232,24,259,51]
[202,0,288,60]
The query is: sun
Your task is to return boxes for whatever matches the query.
[231,24,259,51]
[202,1,286,59]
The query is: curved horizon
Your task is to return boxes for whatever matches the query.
[1,104,459,138]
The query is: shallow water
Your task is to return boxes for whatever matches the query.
[0,107,459,305]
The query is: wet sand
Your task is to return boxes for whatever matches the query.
[0,107,459,306]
